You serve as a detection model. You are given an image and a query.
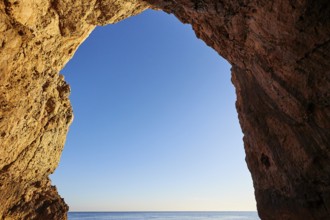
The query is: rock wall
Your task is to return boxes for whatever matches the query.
[0,0,329,219]
[0,1,149,219]
[145,1,330,219]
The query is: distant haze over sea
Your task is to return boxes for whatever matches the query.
[68,211,260,220]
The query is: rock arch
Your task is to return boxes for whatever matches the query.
[0,0,329,219]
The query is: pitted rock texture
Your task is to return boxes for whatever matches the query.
[0,0,329,219]
[0,0,149,219]
[144,1,330,219]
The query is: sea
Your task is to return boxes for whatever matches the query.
[68,212,260,220]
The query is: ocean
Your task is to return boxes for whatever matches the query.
[68,212,260,220]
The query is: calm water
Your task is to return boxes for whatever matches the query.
[68,212,260,220]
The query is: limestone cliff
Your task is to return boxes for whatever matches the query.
[0,0,149,219]
[0,0,329,220]
[144,1,330,219]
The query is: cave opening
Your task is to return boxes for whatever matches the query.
[50,9,256,212]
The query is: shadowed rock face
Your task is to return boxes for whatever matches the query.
[0,0,329,219]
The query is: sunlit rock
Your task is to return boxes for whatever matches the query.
[0,0,329,219]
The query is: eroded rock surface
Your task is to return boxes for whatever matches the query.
[144,1,330,219]
[0,0,329,219]
[0,1,149,219]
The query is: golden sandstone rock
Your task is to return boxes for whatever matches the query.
[0,1,148,219]
[0,0,329,219]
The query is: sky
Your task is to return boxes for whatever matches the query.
[50,9,256,212]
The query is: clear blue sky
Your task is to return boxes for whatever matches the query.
[51,9,256,211]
